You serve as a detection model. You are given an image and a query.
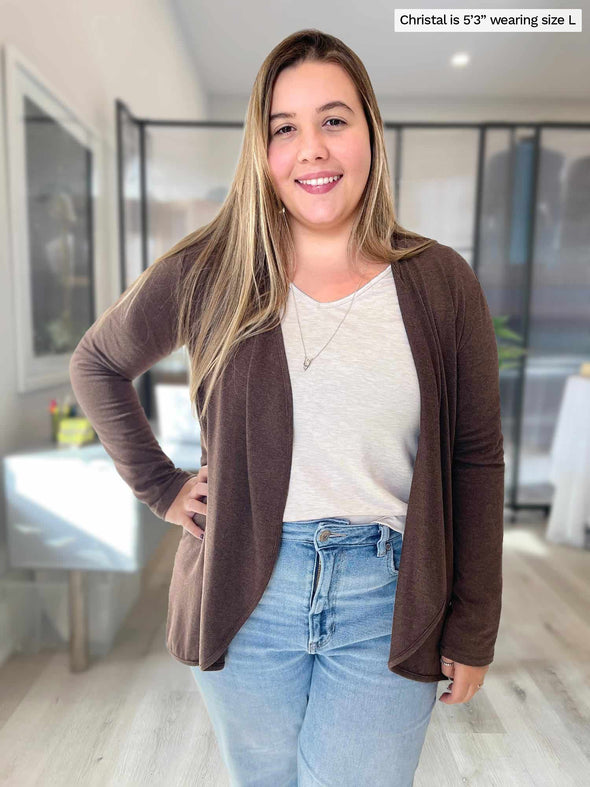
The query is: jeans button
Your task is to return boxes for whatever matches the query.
[319,530,331,542]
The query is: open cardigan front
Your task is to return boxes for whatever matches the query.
[69,237,505,683]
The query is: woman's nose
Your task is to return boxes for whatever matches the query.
[296,129,330,160]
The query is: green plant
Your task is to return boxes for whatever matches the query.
[493,315,528,370]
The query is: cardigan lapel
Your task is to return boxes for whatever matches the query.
[387,259,449,669]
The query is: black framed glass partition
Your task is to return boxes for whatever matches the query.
[115,99,590,516]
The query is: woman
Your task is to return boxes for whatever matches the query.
[70,29,504,787]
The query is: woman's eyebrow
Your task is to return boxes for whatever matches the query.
[269,101,355,122]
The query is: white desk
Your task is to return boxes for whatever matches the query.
[3,426,201,669]
[546,375,590,548]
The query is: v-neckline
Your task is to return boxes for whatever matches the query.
[289,265,392,307]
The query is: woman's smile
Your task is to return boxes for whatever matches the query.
[295,174,344,194]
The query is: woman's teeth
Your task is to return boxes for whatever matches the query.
[296,175,343,186]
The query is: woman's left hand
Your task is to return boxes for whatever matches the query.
[438,653,489,704]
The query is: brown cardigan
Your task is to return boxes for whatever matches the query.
[69,238,505,683]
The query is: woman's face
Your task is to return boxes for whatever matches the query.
[267,61,372,235]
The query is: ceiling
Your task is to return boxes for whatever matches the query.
[170,0,590,102]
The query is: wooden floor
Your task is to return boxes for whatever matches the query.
[0,514,589,786]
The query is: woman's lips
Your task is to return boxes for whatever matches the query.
[295,175,343,194]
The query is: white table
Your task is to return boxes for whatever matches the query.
[545,375,590,548]
[3,426,201,669]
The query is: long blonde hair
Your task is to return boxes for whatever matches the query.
[98,29,437,423]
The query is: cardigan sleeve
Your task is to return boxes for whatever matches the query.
[69,252,197,522]
[439,259,505,667]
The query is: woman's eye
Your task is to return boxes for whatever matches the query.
[273,118,346,136]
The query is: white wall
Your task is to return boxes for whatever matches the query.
[0,0,208,576]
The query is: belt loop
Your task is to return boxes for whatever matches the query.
[376,523,388,556]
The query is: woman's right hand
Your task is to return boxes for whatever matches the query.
[164,465,208,539]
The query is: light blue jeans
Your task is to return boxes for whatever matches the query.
[190,518,438,786]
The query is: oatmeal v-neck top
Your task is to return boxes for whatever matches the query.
[281,265,419,535]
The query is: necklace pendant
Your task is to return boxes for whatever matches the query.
[303,357,312,370]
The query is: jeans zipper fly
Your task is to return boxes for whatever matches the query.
[312,555,320,598]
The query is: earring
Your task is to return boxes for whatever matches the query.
[280,204,285,214]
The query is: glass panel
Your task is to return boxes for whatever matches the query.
[146,125,243,262]
[519,129,590,503]
[143,125,244,425]
[384,127,400,212]
[397,128,479,260]
[478,127,536,505]
[120,106,142,290]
